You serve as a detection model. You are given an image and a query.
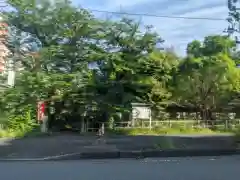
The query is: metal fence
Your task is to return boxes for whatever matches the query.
[86,119,240,132]
[1,119,239,133]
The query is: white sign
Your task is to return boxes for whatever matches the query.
[132,106,151,119]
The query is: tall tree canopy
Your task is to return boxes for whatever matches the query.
[1,0,177,129]
[174,35,240,119]
[187,35,236,57]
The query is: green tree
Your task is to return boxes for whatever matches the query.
[1,0,102,130]
[187,35,236,57]
[85,18,168,122]
[2,0,169,131]
[138,50,178,118]
[174,36,240,120]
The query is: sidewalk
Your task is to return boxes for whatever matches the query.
[0,134,239,160]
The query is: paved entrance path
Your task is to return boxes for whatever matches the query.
[1,156,239,180]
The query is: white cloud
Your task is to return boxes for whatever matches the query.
[106,0,159,9]
[160,0,225,15]
[178,6,227,17]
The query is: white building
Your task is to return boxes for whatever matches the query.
[0,16,8,72]
[0,14,15,87]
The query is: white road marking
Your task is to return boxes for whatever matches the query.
[0,152,81,161]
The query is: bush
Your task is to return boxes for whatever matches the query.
[0,106,39,138]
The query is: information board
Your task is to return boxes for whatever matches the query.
[132,106,151,119]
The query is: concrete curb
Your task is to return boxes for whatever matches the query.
[1,149,240,161]
[77,149,240,160]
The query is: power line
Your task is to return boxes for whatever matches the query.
[0,1,227,21]
[86,8,226,21]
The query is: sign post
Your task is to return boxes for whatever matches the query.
[131,103,152,129]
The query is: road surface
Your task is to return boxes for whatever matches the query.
[1,156,239,180]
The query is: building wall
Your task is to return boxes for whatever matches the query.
[0,15,14,87]
[0,17,8,74]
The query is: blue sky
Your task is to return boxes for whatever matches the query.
[1,0,229,55]
[72,0,229,55]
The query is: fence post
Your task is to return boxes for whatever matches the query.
[149,110,152,130]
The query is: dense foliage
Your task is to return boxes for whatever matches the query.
[1,0,240,133]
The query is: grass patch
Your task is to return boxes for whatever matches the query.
[109,127,227,136]
[109,120,235,136]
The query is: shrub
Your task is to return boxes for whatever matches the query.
[0,106,39,138]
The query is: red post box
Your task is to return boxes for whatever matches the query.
[37,101,45,122]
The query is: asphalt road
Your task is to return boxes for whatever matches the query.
[1,156,240,180]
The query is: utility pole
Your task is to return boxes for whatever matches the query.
[226,0,240,43]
